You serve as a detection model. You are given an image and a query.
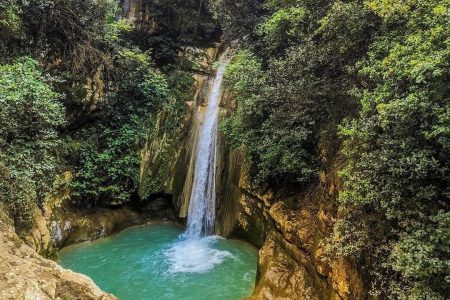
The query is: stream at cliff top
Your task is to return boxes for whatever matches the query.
[58,223,257,300]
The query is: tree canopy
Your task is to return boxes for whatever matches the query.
[214,0,450,298]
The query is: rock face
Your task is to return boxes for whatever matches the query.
[120,0,219,42]
[163,47,222,214]
[0,219,116,300]
[233,173,366,300]
[20,173,178,257]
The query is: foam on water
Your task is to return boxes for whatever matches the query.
[164,236,234,273]
[59,223,257,300]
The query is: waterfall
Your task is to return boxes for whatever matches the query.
[185,55,228,237]
[165,54,233,273]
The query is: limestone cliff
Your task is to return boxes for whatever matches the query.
[20,172,177,258]
[155,47,222,214]
[0,211,116,300]
[235,177,366,300]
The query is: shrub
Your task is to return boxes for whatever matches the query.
[0,58,64,225]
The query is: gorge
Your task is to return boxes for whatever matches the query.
[0,0,449,300]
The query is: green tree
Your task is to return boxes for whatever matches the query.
[219,0,376,188]
[334,0,450,298]
[68,51,170,205]
[0,58,64,225]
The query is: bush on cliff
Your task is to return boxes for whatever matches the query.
[215,0,450,298]
[68,51,170,205]
[0,58,64,226]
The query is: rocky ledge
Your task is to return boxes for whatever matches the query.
[22,187,178,257]
[0,219,117,300]
[234,174,366,300]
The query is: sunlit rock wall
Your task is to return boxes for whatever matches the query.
[232,164,367,299]
[0,208,117,300]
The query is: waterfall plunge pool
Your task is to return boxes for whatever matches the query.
[58,223,258,300]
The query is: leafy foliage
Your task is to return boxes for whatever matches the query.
[67,51,170,205]
[218,0,375,188]
[222,50,321,187]
[0,0,23,41]
[0,58,64,225]
[334,0,450,298]
[215,0,450,298]
[210,0,263,42]
[1,0,201,214]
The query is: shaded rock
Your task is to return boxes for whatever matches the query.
[47,207,144,249]
[21,187,178,255]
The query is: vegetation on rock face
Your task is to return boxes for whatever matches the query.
[214,0,450,298]
[67,52,170,205]
[219,0,375,188]
[0,0,214,217]
[1,0,449,298]
[0,58,64,226]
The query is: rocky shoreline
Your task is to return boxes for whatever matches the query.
[0,208,118,300]
[0,189,179,300]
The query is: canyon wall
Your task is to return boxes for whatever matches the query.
[141,46,221,212]
[0,206,117,300]
[211,88,368,299]
[234,173,366,300]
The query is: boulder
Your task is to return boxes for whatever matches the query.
[0,220,116,300]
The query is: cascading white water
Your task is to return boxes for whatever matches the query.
[185,56,227,237]
[165,54,233,273]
